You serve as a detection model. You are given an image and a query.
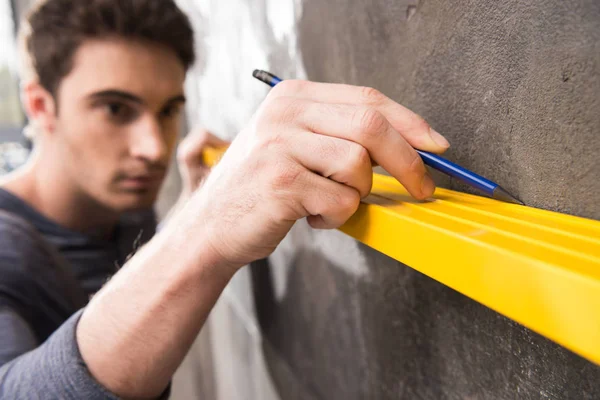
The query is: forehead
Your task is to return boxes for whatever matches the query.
[59,38,186,103]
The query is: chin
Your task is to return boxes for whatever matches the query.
[110,190,160,212]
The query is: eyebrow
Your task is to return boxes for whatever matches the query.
[88,90,186,106]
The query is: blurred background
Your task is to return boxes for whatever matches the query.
[0,0,29,175]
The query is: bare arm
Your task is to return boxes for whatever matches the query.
[77,203,234,398]
[76,81,450,399]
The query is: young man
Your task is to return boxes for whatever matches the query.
[0,0,449,398]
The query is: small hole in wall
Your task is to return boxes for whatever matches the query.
[406,5,417,21]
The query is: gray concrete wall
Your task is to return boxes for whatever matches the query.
[173,0,600,399]
[172,0,600,399]
[296,0,600,220]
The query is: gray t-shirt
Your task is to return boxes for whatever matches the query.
[0,188,160,399]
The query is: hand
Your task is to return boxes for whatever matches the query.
[183,81,450,272]
[176,127,230,197]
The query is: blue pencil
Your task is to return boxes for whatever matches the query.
[252,69,523,205]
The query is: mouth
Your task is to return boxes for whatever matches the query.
[119,173,164,191]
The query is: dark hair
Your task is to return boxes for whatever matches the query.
[20,0,195,96]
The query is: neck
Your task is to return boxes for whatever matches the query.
[1,147,120,238]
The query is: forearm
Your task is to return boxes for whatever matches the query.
[161,176,206,226]
[160,191,190,227]
[77,206,236,399]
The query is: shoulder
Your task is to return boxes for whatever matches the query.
[0,210,57,292]
[0,210,83,337]
[0,209,83,293]
[0,210,56,270]
[0,210,57,323]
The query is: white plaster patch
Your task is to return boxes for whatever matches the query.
[311,228,371,278]
[266,0,296,43]
[269,221,371,302]
[177,0,307,140]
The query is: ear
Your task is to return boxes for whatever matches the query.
[21,81,58,134]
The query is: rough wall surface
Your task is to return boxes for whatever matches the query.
[297,0,600,220]
[169,0,600,399]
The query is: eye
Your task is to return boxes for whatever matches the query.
[108,103,122,115]
[104,102,137,123]
[160,104,182,119]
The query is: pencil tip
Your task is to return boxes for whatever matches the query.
[493,187,524,205]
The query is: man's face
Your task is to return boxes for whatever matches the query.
[50,39,186,212]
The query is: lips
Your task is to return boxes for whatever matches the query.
[119,172,164,190]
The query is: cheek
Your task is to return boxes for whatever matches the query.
[55,117,125,185]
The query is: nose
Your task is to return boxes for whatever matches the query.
[129,116,168,164]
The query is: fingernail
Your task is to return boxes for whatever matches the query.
[429,128,450,148]
[421,173,436,198]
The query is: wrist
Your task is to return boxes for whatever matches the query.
[157,202,241,280]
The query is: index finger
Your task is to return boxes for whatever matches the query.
[268,80,450,153]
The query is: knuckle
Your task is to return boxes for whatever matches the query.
[269,79,306,98]
[255,97,302,141]
[413,117,431,134]
[337,189,361,214]
[347,144,371,171]
[270,163,303,191]
[270,96,306,125]
[360,86,386,105]
[356,108,388,140]
[317,137,340,162]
